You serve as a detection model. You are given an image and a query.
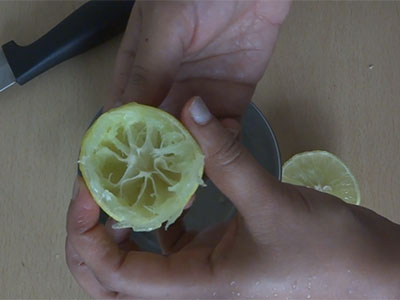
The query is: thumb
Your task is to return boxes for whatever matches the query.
[182,97,288,230]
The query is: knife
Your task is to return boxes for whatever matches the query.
[0,0,134,93]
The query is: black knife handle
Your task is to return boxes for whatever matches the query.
[2,0,134,85]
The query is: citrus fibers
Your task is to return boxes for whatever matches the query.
[79,103,204,231]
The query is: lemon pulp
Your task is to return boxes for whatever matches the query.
[79,103,204,231]
[282,151,360,205]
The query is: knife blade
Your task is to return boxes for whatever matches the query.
[0,49,15,92]
[0,0,134,93]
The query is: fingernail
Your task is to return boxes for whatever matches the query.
[72,177,80,200]
[190,96,212,125]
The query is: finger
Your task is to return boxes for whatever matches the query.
[68,177,210,298]
[119,2,191,106]
[184,194,196,209]
[182,221,230,251]
[65,237,117,299]
[156,214,186,254]
[105,218,140,252]
[181,97,289,231]
[105,218,131,244]
[67,177,127,289]
[107,5,142,110]
[155,210,195,255]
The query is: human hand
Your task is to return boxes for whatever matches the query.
[107,0,291,118]
[66,97,400,299]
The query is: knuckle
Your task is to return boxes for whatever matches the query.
[70,214,92,234]
[98,277,118,294]
[210,133,243,168]
[120,48,136,61]
[100,251,127,287]
[334,203,360,229]
[65,244,86,271]
[129,65,148,86]
[67,253,86,270]
[66,203,94,235]
[98,261,126,292]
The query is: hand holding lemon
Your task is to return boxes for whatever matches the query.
[66,98,400,299]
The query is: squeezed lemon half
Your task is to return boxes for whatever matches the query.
[79,103,204,231]
[282,151,361,205]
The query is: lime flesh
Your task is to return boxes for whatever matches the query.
[282,151,360,205]
[79,103,204,231]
